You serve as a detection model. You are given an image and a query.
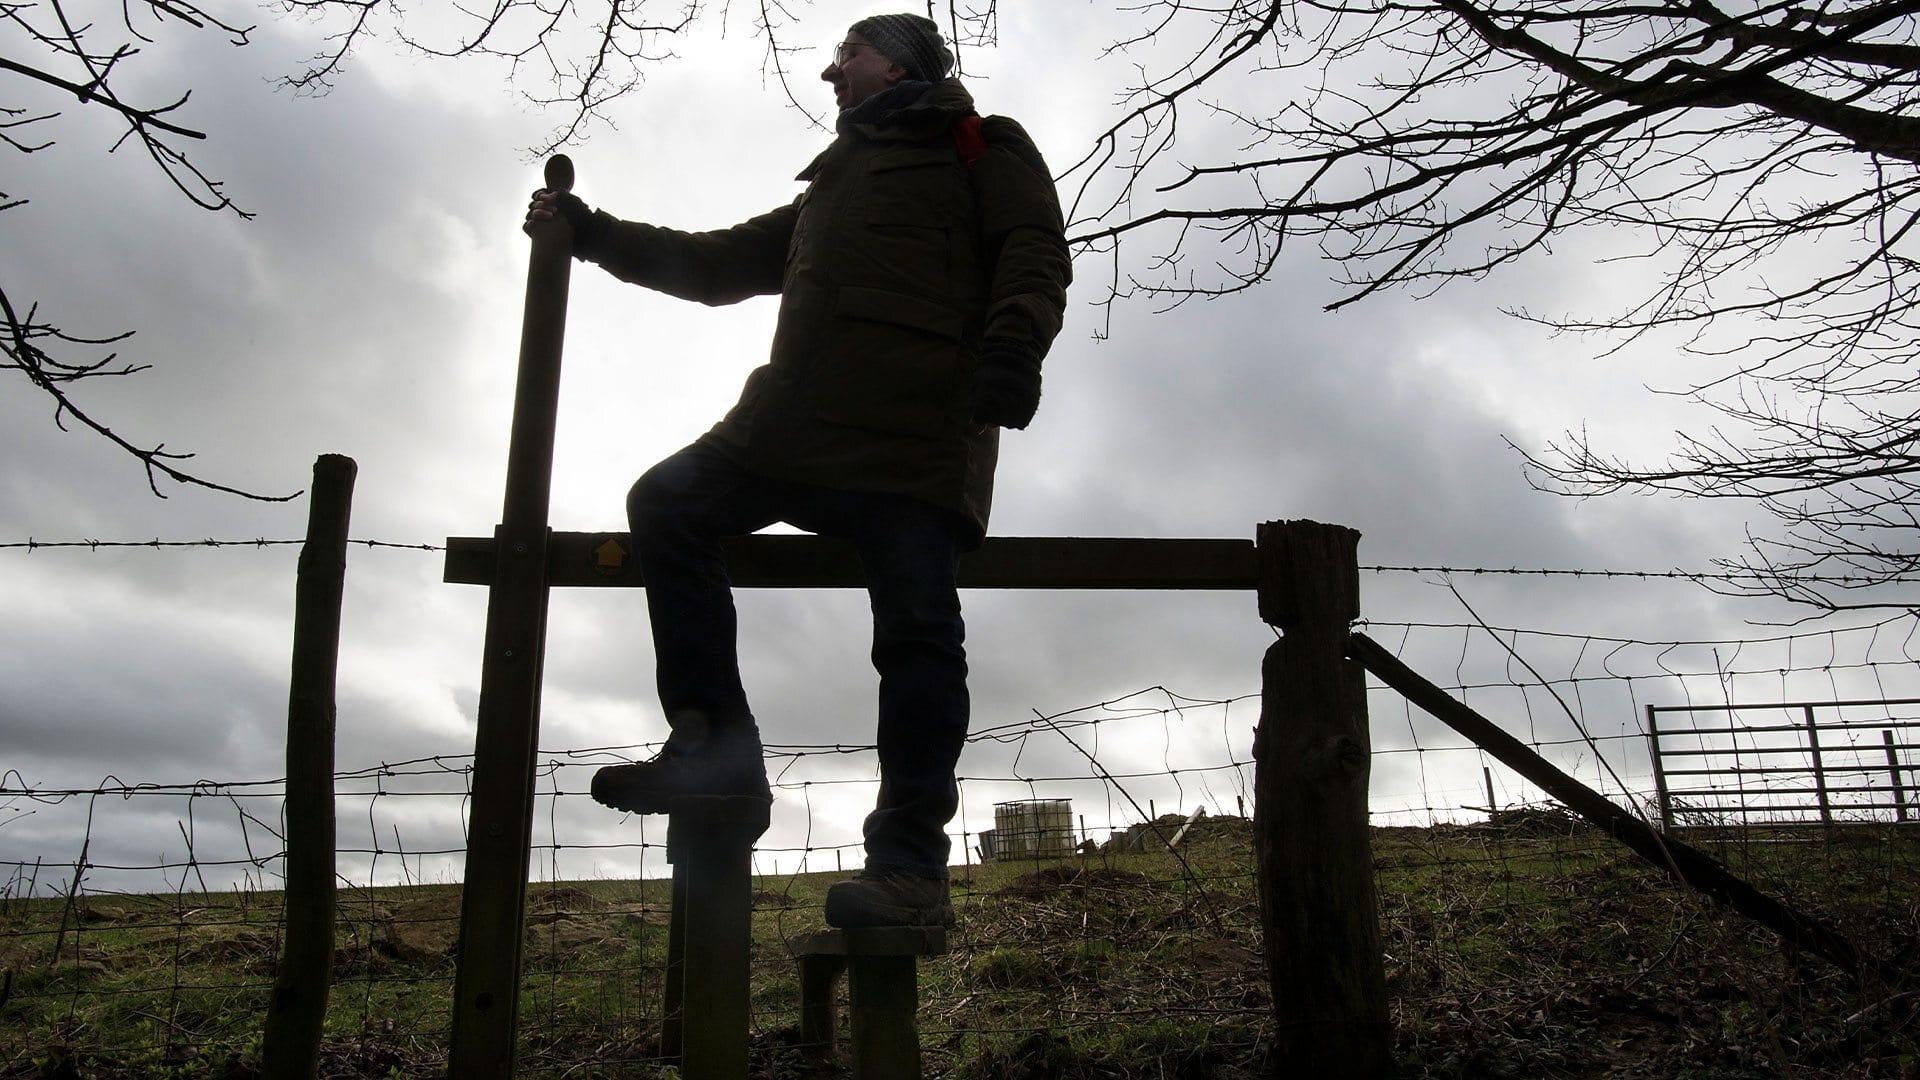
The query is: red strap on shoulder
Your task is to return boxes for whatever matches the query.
[953,114,986,170]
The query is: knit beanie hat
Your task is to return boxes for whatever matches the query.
[849,14,954,82]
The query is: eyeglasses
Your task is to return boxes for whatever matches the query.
[829,41,869,67]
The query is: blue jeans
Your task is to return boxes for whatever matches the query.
[628,440,969,879]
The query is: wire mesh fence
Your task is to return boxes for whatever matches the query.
[3,551,1918,1075]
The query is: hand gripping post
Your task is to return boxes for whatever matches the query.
[446,155,576,1078]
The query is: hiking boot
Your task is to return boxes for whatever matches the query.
[824,869,955,928]
[590,712,770,815]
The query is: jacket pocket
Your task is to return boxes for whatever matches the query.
[816,285,967,439]
[864,147,957,223]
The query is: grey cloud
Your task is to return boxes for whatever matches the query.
[6,4,1910,896]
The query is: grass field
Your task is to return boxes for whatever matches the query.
[3,814,1916,1077]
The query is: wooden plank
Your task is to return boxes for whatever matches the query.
[445,533,1258,590]
[1253,521,1391,1078]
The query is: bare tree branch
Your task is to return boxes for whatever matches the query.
[0,271,296,501]
[1071,0,1920,612]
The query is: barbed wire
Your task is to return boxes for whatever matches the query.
[1357,612,1920,648]
[1364,564,1908,585]
[8,535,1915,588]
[0,537,445,552]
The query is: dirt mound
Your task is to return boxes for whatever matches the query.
[1180,815,1253,839]
[527,885,604,914]
[74,904,127,924]
[617,906,669,930]
[379,898,460,962]
[523,914,616,953]
[179,925,277,965]
[1479,805,1588,838]
[1175,935,1259,975]
[998,865,1149,899]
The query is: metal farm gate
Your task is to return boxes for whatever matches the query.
[1647,698,1920,829]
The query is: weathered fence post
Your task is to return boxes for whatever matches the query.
[261,453,357,1076]
[1252,520,1391,1076]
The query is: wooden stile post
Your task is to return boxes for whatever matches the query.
[261,454,357,1077]
[447,155,576,1077]
[790,927,946,1077]
[798,954,846,1061]
[1252,520,1391,1076]
[849,954,920,1077]
[662,799,767,1077]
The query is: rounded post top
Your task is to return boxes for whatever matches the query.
[544,154,574,194]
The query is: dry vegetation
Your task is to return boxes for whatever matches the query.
[2,815,1916,1077]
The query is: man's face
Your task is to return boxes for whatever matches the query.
[822,32,907,110]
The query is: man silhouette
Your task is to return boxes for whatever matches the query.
[527,13,1070,927]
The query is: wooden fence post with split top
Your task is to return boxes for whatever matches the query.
[1253,520,1391,1076]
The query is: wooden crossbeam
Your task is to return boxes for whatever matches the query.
[444,533,1258,590]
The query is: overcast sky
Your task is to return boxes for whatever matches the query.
[5,2,1916,895]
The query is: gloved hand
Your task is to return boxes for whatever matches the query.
[970,339,1043,430]
[526,189,609,257]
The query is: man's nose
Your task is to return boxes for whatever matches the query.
[821,61,837,81]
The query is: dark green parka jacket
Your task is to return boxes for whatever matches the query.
[580,79,1072,538]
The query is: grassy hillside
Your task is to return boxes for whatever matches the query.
[3,815,1916,1077]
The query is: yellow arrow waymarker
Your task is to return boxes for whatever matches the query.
[592,536,628,575]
